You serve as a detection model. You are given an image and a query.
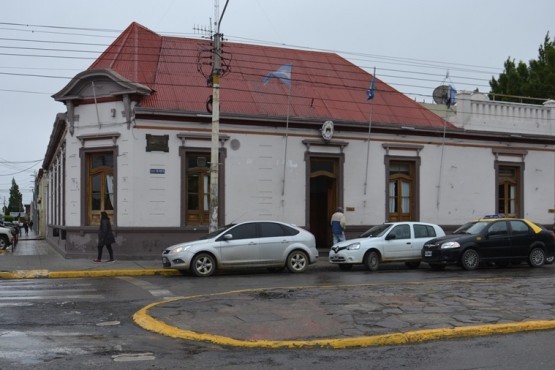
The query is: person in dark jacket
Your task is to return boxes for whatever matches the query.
[95,211,115,262]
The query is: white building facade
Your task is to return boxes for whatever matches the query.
[42,24,555,259]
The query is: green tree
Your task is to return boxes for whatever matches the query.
[490,32,555,104]
[8,178,23,213]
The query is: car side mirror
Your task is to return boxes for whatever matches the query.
[223,234,233,241]
[385,233,396,240]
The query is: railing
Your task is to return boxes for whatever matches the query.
[454,91,555,136]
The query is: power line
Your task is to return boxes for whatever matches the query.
[0,24,500,84]
[0,45,495,96]
[0,60,549,124]
[0,22,551,118]
[0,164,39,176]
[0,36,494,98]
[0,159,43,164]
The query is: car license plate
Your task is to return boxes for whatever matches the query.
[424,251,432,257]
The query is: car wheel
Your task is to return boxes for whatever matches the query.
[286,250,309,273]
[0,236,8,250]
[461,249,479,270]
[429,264,446,271]
[528,247,545,267]
[545,256,554,265]
[191,253,216,277]
[364,251,380,271]
[338,264,353,271]
[405,261,421,269]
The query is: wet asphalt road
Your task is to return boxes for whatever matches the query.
[2,252,555,368]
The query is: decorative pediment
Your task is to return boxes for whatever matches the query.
[52,68,152,103]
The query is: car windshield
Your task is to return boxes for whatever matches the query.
[453,221,489,235]
[199,224,235,240]
[360,224,392,238]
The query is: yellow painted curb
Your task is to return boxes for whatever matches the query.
[48,269,180,278]
[0,269,49,279]
[0,269,180,279]
[133,282,555,349]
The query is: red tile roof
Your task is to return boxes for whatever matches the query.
[90,22,451,129]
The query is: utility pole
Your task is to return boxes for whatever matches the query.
[208,0,229,232]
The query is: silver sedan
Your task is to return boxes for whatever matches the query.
[162,221,319,277]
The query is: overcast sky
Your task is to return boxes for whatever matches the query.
[1,0,553,205]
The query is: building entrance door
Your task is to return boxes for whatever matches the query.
[309,157,339,249]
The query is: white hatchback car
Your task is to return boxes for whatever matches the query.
[162,221,319,277]
[329,222,445,271]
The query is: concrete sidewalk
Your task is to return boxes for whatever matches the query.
[0,231,178,278]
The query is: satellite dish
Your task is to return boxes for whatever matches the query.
[432,85,450,105]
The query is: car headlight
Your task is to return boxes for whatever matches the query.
[345,243,361,250]
[441,241,461,249]
[170,245,190,254]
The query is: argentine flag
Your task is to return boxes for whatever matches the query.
[263,63,292,88]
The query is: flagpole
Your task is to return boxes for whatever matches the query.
[436,109,448,212]
[436,71,454,213]
[282,85,291,197]
[261,63,292,200]
[363,68,376,196]
[363,104,374,196]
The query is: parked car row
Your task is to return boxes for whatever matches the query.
[161,217,555,277]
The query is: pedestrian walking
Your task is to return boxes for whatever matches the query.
[29,220,33,231]
[23,221,29,236]
[330,207,347,245]
[95,211,115,262]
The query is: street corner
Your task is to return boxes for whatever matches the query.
[131,294,329,349]
[131,283,555,349]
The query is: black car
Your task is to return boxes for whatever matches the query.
[421,218,555,270]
